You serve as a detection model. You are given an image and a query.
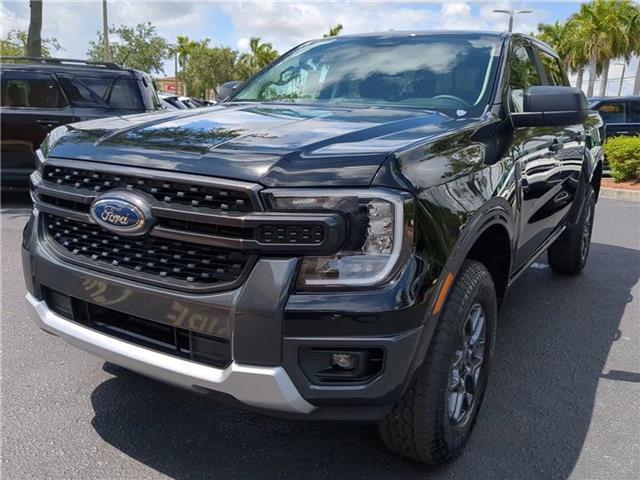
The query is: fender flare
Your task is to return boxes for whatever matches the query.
[405,197,516,384]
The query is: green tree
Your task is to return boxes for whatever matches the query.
[538,1,640,96]
[536,19,588,89]
[236,37,279,79]
[173,35,197,95]
[87,22,169,74]
[628,12,640,95]
[324,24,343,37]
[572,0,639,96]
[181,40,239,98]
[1,29,62,57]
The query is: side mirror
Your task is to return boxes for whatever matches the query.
[511,86,588,128]
[217,81,244,101]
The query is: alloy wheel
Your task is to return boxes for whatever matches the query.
[447,303,486,425]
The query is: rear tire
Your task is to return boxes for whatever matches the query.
[378,260,497,465]
[548,185,596,275]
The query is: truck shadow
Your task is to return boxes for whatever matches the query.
[89,241,639,480]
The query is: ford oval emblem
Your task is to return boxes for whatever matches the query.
[90,191,154,236]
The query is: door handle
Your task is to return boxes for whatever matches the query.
[617,131,630,134]
[36,120,60,128]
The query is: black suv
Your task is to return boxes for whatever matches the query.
[22,32,603,464]
[1,57,159,189]
[588,96,640,137]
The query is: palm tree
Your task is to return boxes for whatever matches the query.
[537,19,589,90]
[324,24,343,38]
[175,35,197,96]
[238,37,279,78]
[629,12,640,95]
[572,0,637,97]
[26,0,42,57]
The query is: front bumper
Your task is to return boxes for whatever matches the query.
[22,209,430,421]
[26,292,314,414]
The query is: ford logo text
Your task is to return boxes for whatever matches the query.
[90,191,154,236]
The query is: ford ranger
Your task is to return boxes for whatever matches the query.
[22,32,603,464]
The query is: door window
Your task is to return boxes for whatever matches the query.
[597,102,625,123]
[71,74,143,110]
[0,71,68,108]
[538,50,566,86]
[508,44,541,112]
[628,102,640,122]
[57,74,106,108]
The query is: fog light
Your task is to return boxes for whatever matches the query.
[330,353,356,371]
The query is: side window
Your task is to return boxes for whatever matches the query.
[57,74,105,108]
[508,44,541,112]
[538,50,566,86]
[597,102,626,123]
[73,75,142,110]
[0,71,68,109]
[628,102,640,123]
[108,78,141,109]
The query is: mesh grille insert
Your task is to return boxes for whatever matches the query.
[43,165,254,213]
[45,214,251,286]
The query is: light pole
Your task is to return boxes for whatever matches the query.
[615,62,626,96]
[493,8,533,32]
[102,0,111,62]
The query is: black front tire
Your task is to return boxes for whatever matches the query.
[548,185,596,275]
[378,260,497,465]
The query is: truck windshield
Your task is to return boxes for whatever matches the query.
[232,34,502,114]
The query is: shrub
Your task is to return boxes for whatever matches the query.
[604,135,640,182]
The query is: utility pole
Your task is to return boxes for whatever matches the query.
[174,47,180,96]
[493,8,532,32]
[102,0,111,62]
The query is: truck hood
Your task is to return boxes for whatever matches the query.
[50,102,469,187]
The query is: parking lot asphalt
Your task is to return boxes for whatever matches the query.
[1,193,638,480]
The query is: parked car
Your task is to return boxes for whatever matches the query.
[23,32,603,465]
[0,57,160,189]
[588,96,640,137]
[158,92,185,110]
[587,96,639,173]
[178,96,200,108]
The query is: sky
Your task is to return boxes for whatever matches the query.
[1,1,638,94]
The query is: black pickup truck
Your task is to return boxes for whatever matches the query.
[22,31,603,465]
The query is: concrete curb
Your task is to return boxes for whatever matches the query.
[600,187,640,202]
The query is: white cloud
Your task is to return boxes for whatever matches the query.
[219,1,436,51]
[219,1,547,52]
[1,0,554,75]
[1,2,28,35]
[237,36,250,51]
[1,0,209,66]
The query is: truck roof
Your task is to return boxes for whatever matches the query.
[0,57,144,77]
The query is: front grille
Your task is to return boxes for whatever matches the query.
[45,214,251,287]
[45,289,231,368]
[43,165,254,213]
[34,162,342,291]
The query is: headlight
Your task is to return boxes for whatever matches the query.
[40,125,69,157]
[264,189,414,288]
[35,148,47,169]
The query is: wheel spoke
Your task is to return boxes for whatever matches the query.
[447,302,488,425]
